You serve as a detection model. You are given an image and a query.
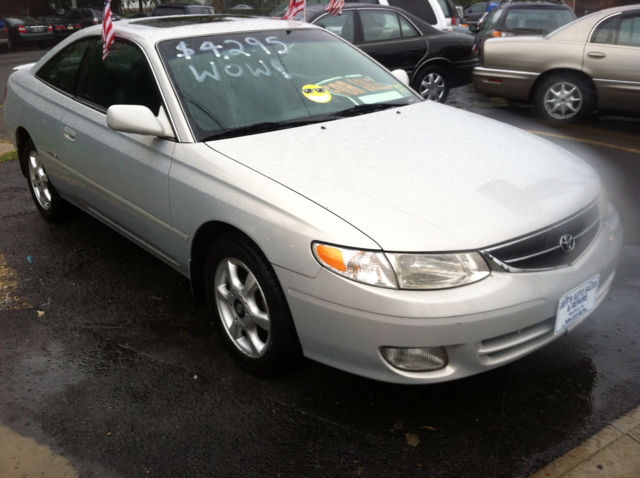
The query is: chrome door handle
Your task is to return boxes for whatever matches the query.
[587,51,606,59]
[63,126,76,142]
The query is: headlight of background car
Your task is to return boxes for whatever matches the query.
[313,243,490,290]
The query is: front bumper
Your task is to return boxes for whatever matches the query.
[473,66,539,102]
[277,203,622,384]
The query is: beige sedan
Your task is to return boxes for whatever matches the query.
[473,5,640,122]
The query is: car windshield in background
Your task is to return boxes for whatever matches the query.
[158,29,419,141]
[6,17,40,26]
[503,8,575,33]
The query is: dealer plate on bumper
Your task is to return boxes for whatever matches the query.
[555,275,599,334]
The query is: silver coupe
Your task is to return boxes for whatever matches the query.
[4,15,622,383]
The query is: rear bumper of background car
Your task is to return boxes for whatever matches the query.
[277,203,622,384]
[473,66,539,101]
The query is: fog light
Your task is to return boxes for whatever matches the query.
[380,347,448,372]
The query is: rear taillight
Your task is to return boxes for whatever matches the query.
[55,25,65,30]
[75,24,81,29]
[48,24,53,32]
[18,25,27,33]
[92,17,98,25]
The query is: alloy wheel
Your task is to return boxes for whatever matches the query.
[214,257,271,358]
[543,81,583,120]
[28,149,52,210]
[419,73,446,102]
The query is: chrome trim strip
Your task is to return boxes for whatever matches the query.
[473,66,539,77]
[593,78,640,87]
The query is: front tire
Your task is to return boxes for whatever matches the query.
[413,65,450,103]
[535,74,594,123]
[23,138,73,222]
[204,233,301,376]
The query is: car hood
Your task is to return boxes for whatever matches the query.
[206,101,600,251]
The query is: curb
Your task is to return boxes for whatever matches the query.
[529,406,640,477]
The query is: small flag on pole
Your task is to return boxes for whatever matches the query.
[102,0,114,60]
[283,0,305,20]
[326,0,345,16]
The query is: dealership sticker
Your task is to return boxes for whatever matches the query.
[555,275,599,334]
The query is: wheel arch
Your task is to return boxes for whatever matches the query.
[190,220,257,306]
[411,58,453,85]
[528,68,597,105]
[15,127,32,177]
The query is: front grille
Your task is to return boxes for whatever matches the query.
[481,202,600,272]
[478,317,556,365]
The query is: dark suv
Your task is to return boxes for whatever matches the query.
[151,3,216,16]
[470,1,575,58]
[61,8,104,28]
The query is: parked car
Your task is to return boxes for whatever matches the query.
[306,4,478,102]
[473,4,640,122]
[37,16,83,43]
[272,0,449,31]
[436,0,463,26]
[469,0,576,58]
[60,8,104,28]
[0,16,54,49]
[0,20,9,53]
[4,15,622,384]
[151,3,215,15]
[464,1,498,25]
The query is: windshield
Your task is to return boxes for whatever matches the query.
[158,28,419,141]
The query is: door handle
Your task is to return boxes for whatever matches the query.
[63,126,76,142]
[408,47,420,52]
[587,51,606,59]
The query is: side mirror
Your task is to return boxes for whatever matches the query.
[390,69,410,86]
[469,23,479,33]
[107,105,175,139]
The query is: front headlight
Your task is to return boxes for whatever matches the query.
[386,252,490,289]
[312,243,398,288]
[313,243,490,290]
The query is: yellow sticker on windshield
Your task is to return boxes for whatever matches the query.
[302,84,332,103]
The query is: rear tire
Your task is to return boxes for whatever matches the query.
[23,138,74,222]
[413,65,450,103]
[204,233,301,376]
[535,74,595,123]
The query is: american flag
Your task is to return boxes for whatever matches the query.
[326,0,345,16]
[283,0,305,20]
[102,0,114,60]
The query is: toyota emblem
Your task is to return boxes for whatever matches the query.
[559,234,576,252]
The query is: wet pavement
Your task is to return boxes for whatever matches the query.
[1,62,640,476]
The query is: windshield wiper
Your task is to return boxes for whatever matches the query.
[201,116,335,141]
[331,103,402,118]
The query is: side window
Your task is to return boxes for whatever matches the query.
[36,39,92,94]
[618,15,640,47]
[360,10,402,42]
[469,3,485,14]
[388,0,437,25]
[314,11,356,43]
[480,9,502,31]
[78,40,162,115]
[399,14,420,37]
[591,15,621,44]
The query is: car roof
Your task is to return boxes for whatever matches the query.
[77,14,317,45]
[495,0,572,9]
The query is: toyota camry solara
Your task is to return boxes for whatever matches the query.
[4,15,622,384]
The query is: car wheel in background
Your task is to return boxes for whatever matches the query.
[535,74,595,123]
[23,138,74,222]
[413,65,450,103]
[205,233,301,376]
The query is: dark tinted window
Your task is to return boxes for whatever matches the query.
[36,39,92,94]
[387,0,436,25]
[154,7,188,15]
[591,15,620,44]
[79,40,162,114]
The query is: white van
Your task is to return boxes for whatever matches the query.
[271,0,448,31]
